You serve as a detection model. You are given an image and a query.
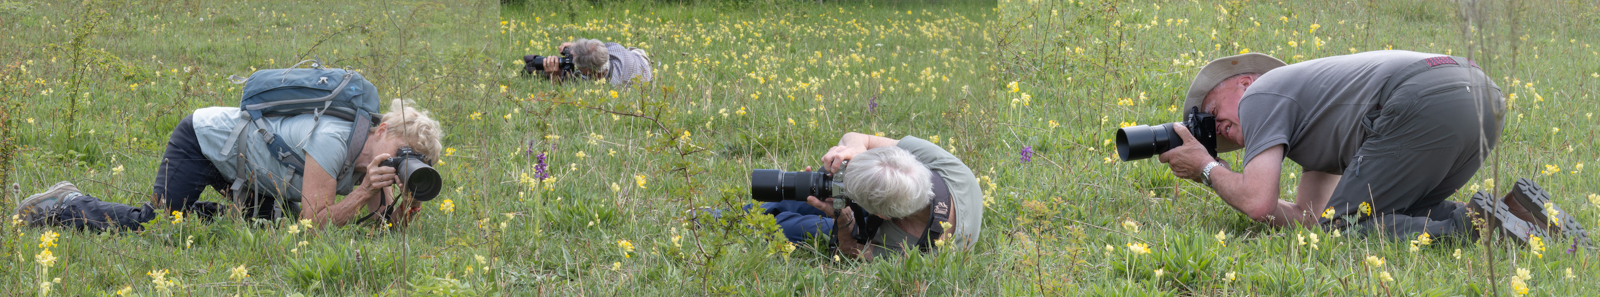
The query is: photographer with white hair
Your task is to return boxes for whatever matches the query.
[530,38,653,87]
[760,132,982,259]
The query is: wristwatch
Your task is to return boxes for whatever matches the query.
[1201,161,1223,187]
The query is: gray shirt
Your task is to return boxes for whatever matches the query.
[191,107,354,204]
[869,136,983,255]
[604,42,653,87]
[1239,50,1435,173]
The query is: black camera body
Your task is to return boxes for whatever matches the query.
[523,47,576,75]
[379,147,442,201]
[749,167,882,245]
[1115,107,1218,161]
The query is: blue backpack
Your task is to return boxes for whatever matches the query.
[221,59,380,206]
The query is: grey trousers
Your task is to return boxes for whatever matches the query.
[1322,57,1504,242]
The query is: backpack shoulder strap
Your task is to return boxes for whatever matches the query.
[340,111,374,187]
[915,173,953,252]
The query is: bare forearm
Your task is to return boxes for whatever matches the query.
[840,132,899,150]
[1208,166,1281,221]
[305,187,381,228]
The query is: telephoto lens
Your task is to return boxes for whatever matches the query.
[749,169,834,202]
[1115,107,1218,161]
[380,148,442,201]
[1116,123,1182,161]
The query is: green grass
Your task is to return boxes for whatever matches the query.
[2,0,1598,295]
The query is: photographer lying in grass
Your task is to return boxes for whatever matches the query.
[1159,51,1587,245]
[14,99,443,231]
[760,132,982,259]
[526,38,653,87]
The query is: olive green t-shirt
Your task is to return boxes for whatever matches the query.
[867,136,983,255]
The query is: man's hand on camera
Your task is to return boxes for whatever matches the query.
[1157,124,1216,182]
[807,195,868,258]
[542,56,563,77]
[821,144,865,173]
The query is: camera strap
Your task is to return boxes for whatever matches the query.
[914,174,954,252]
[353,191,399,226]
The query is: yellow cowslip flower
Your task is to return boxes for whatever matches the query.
[1126,242,1151,255]
[612,262,621,271]
[1359,202,1372,216]
[171,211,184,224]
[635,175,648,189]
[1589,193,1600,206]
[929,135,940,144]
[736,106,747,116]
[1545,203,1559,226]
[35,249,56,267]
[1511,268,1531,295]
[1567,267,1576,280]
[286,224,300,235]
[1048,120,1059,129]
[1543,164,1560,176]
[229,265,249,281]
[440,199,455,213]
[610,90,619,99]
[1378,271,1394,283]
[1121,220,1140,233]
[1530,235,1545,258]
[116,286,132,296]
[1007,81,1018,93]
[1215,230,1227,247]
[1153,268,1165,278]
[112,165,124,175]
[576,151,587,159]
[148,269,173,289]
[1119,121,1136,128]
[618,240,635,258]
[1453,248,1462,259]
[1322,207,1336,220]
[39,230,59,248]
[445,147,456,157]
[499,85,507,93]
[1365,255,1385,268]
[1225,271,1237,282]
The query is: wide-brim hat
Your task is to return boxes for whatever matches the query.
[1183,53,1286,153]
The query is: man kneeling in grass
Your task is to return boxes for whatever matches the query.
[15,99,443,231]
[761,132,982,259]
[1160,51,1587,246]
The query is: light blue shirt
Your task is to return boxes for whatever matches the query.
[190,107,354,203]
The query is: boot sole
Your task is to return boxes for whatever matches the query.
[1470,191,1546,245]
[1508,178,1594,248]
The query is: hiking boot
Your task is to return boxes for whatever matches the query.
[1505,178,1593,248]
[1466,190,1547,245]
[14,181,84,226]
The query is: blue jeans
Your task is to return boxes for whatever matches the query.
[761,201,834,243]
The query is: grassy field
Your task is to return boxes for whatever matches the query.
[2,0,1598,295]
[996,0,1600,295]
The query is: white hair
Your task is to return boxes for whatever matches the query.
[568,38,610,73]
[841,146,933,218]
